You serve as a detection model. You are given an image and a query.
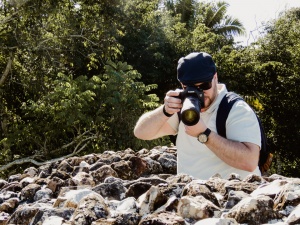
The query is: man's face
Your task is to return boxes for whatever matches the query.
[181,74,218,112]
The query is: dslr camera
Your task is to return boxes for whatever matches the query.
[178,86,204,126]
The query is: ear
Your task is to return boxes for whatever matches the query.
[214,73,218,83]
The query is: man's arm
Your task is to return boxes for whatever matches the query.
[185,122,260,172]
[206,131,260,172]
[134,105,176,140]
[134,90,182,140]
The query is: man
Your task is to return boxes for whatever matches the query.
[134,52,261,179]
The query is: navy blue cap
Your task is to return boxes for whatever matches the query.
[177,52,216,84]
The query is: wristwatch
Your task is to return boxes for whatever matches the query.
[198,128,211,143]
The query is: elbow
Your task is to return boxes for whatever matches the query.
[134,126,150,140]
[133,127,142,139]
[242,160,259,172]
[244,164,257,173]
[239,144,260,172]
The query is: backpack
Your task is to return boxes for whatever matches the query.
[216,92,273,173]
[170,92,273,173]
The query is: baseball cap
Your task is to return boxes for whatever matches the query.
[177,52,217,84]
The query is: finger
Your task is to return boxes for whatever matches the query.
[164,100,181,115]
[164,97,182,110]
[166,90,181,97]
[165,95,182,105]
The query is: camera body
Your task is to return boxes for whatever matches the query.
[178,86,204,126]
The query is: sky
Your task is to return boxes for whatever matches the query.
[222,0,300,45]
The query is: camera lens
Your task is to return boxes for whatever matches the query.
[181,109,199,126]
[181,96,200,126]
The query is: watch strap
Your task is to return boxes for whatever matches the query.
[163,105,173,117]
[203,128,211,137]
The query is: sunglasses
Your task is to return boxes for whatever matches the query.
[194,82,212,90]
[182,81,212,91]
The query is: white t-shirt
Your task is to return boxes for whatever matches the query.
[168,84,261,180]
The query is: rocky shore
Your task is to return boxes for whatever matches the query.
[0,146,299,225]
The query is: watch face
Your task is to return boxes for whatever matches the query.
[198,134,208,143]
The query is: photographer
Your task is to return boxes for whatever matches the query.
[134,52,261,179]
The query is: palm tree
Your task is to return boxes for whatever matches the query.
[197,1,246,37]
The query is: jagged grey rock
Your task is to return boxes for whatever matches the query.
[0,146,299,225]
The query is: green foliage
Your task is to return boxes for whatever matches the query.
[1,0,299,177]
[1,60,162,167]
[119,0,243,99]
[249,8,300,176]
[119,0,182,97]
[191,23,228,53]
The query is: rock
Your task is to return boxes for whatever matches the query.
[42,216,65,225]
[125,182,152,199]
[0,146,299,224]
[157,153,177,174]
[46,176,65,196]
[72,171,96,186]
[177,195,220,221]
[24,167,38,177]
[142,157,163,174]
[285,204,300,224]
[224,179,258,195]
[34,187,53,201]
[128,156,148,178]
[20,183,41,202]
[57,160,74,173]
[93,178,126,200]
[0,180,8,190]
[69,192,109,224]
[0,181,22,193]
[19,176,36,188]
[90,165,118,183]
[38,163,53,178]
[251,179,288,198]
[137,186,168,216]
[194,218,239,225]
[182,180,220,207]
[273,179,300,210]
[53,188,95,209]
[6,206,39,224]
[0,191,18,203]
[0,197,19,213]
[111,160,134,180]
[224,190,250,209]
[139,211,185,225]
[0,212,9,225]
[224,195,279,224]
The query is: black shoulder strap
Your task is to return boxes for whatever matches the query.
[216,92,244,138]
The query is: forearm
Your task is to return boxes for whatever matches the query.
[205,131,260,171]
[134,105,175,140]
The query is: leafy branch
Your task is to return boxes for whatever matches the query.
[0,132,98,172]
[0,52,13,87]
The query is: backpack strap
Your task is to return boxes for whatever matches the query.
[216,92,244,138]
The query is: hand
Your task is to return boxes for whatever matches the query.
[184,118,207,138]
[164,90,182,115]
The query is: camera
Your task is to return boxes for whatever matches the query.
[178,86,204,126]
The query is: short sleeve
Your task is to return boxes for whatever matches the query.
[226,101,261,147]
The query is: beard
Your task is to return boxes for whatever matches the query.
[201,86,218,112]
